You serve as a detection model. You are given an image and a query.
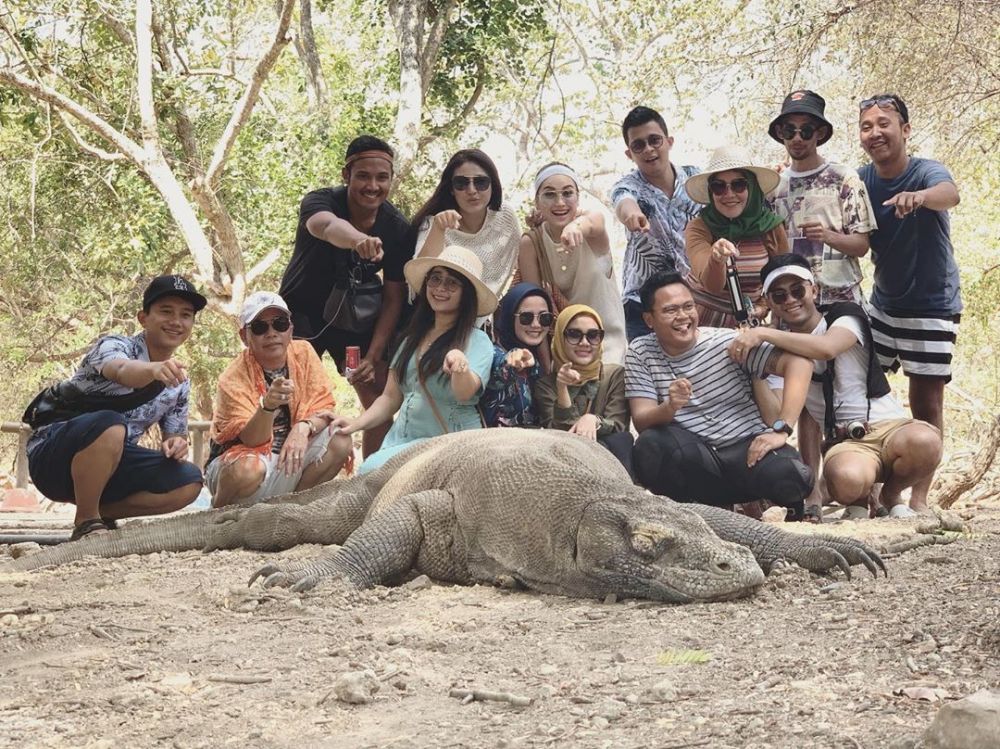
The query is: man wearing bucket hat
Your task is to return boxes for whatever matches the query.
[768,90,876,306]
[329,246,499,474]
[857,93,961,445]
[24,275,207,540]
[205,292,355,507]
[730,254,942,518]
[683,145,789,328]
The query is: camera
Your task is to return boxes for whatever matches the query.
[846,421,868,440]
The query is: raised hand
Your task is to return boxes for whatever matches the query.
[434,210,463,231]
[353,235,384,262]
[150,359,188,388]
[668,377,692,410]
[556,361,581,387]
[443,349,469,375]
[505,348,536,371]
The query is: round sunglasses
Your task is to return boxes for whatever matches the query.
[248,315,291,336]
[708,178,749,197]
[516,311,555,327]
[777,123,818,141]
[768,283,809,304]
[628,133,664,154]
[563,328,605,345]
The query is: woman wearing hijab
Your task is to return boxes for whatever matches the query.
[332,246,498,474]
[533,305,633,477]
[684,145,789,327]
[516,162,627,363]
[480,283,555,428]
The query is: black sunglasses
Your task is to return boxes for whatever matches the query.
[778,123,817,141]
[452,175,492,192]
[859,95,909,123]
[628,133,664,154]
[768,284,808,304]
[564,328,605,345]
[709,178,749,197]
[248,315,291,336]
[516,311,555,327]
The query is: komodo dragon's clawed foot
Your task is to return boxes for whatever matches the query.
[249,563,323,592]
[769,535,887,579]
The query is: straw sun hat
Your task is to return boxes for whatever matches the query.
[685,145,781,205]
[403,245,499,316]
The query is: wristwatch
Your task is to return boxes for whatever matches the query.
[771,419,793,436]
[259,395,277,413]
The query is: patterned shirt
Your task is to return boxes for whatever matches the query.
[610,165,701,304]
[479,345,541,427]
[771,162,876,305]
[28,332,190,447]
[625,328,775,447]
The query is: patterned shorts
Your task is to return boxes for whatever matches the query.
[868,306,960,381]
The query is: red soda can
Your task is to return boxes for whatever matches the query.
[345,346,361,374]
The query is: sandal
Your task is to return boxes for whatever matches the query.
[802,505,823,524]
[70,518,111,541]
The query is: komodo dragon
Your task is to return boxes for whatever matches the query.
[4,430,884,602]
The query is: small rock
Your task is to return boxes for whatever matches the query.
[624,694,639,705]
[1,614,18,627]
[597,700,626,721]
[537,664,558,676]
[591,716,609,730]
[923,689,1000,748]
[9,542,41,559]
[644,679,676,703]
[385,633,404,646]
[761,506,788,523]
[610,652,626,663]
[405,575,432,591]
[333,670,380,704]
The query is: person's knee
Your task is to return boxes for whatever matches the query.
[222,456,266,489]
[895,426,943,469]
[824,458,872,504]
[634,426,699,496]
[92,423,127,453]
[326,432,354,460]
[763,456,814,506]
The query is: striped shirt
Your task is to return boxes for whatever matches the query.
[625,328,775,447]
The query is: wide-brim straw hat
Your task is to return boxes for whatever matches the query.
[404,245,499,316]
[686,145,781,205]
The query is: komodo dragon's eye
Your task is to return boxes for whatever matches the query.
[629,526,675,559]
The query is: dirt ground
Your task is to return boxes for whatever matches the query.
[1,501,998,749]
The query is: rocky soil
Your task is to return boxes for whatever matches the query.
[1,504,998,749]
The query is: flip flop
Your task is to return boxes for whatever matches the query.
[70,518,111,541]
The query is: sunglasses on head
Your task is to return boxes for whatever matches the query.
[768,283,808,304]
[451,175,492,192]
[516,311,555,327]
[564,328,605,345]
[628,133,664,154]
[248,315,291,336]
[708,178,749,197]
[858,95,909,123]
[778,123,818,141]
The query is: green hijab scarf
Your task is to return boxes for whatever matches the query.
[698,170,783,241]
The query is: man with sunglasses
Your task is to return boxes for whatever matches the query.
[279,135,414,458]
[625,271,815,521]
[206,292,354,507]
[857,94,961,443]
[731,255,942,518]
[610,106,700,342]
[768,90,876,306]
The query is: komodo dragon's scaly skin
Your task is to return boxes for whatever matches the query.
[4,430,884,602]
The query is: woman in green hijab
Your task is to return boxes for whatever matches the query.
[684,145,789,327]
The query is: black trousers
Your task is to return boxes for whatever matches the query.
[633,424,813,520]
[598,431,635,481]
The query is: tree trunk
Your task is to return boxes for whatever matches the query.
[933,413,1000,509]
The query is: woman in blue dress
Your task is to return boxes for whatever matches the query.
[479,282,554,427]
[333,246,498,474]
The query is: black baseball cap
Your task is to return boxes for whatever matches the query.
[142,275,208,312]
[768,90,833,146]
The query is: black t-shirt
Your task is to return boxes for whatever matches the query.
[279,186,413,320]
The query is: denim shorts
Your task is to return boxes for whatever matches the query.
[27,410,203,504]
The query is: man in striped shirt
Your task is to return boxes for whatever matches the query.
[625,271,814,520]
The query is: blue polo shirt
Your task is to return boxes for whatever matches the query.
[858,157,961,316]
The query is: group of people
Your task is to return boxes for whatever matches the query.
[23,88,959,539]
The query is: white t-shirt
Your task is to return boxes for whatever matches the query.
[769,315,904,434]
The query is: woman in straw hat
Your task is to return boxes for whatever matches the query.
[331,246,499,474]
[683,145,789,328]
[533,304,633,477]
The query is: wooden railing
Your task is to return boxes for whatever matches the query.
[1,420,213,489]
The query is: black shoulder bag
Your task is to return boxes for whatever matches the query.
[22,380,166,430]
[322,251,383,334]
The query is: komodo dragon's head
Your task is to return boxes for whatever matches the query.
[573,493,765,602]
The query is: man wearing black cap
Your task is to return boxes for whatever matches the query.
[25,275,207,540]
[769,90,876,306]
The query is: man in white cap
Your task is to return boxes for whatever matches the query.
[730,255,942,519]
[206,291,354,506]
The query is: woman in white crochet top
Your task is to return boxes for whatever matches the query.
[412,149,521,303]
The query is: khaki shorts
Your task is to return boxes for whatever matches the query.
[824,418,934,481]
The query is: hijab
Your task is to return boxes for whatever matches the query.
[552,304,603,384]
[493,282,553,353]
[698,170,784,241]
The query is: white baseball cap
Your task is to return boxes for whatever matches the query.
[761,265,815,295]
[239,291,290,329]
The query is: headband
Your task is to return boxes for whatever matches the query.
[533,164,580,194]
[344,150,394,169]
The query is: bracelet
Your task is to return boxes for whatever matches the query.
[258,395,277,413]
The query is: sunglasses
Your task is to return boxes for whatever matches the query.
[628,133,664,154]
[708,178,749,197]
[564,328,605,345]
[451,175,492,192]
[768,283,808,304]
[537,188,578,205]
[778,123,818,141]
[248,315,291,336]
[516,311,555,327]
[858,95,909,123]
[427,272,463,292]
